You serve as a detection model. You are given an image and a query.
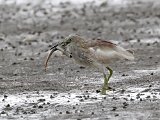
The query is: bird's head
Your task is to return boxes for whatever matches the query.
[44,34,80,71]
[62,34,81,45]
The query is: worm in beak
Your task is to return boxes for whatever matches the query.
[44,43,59,71]
[44,38,72,71]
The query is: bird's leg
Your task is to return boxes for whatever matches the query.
[101,73,108,95]
[101,66,113,95]
[106,66,113,83]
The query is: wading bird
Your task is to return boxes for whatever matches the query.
[45,34,134,95]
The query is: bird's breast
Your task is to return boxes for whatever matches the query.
[67,45,94,66]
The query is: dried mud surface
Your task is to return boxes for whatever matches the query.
[0,0,160,120]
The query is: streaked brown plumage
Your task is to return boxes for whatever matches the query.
[45,34,134,95]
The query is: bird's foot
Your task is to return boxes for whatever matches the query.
[100,86,114,95]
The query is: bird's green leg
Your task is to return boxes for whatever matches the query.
[101,74,109,95]
[101,66,113,95]
[106,66,113,83]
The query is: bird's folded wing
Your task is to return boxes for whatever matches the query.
[88,39,134,61]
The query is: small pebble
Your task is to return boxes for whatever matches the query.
[38,99,45,102]
[122,102,128,108]
[150,73,154,75]
[38,105,43,108]
[4,95,8,98]
[33,105,37,108]
[66,111,70,114]
[146,96,150,98]
[30,58,34,61]
[147,43,150,46]
[6,104,10,107]
[137,39,141,42]
[50,95,54,98]
[80,110,84,113]
[79,99,84,102]
[79,66,85,69]
[120,89,125,94]
[24,58,27,60]
[111,107,117,111]
[0,38,4,41]
[115,113,119,117]
[96,90,101,93]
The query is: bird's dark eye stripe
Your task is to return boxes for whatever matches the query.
[62,39,71,46]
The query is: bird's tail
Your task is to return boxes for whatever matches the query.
[115,46,134,60]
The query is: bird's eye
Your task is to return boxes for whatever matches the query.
[66,38,71,44]
[69,55,72,58]
[68,38,72,42]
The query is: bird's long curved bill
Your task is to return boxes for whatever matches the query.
[44,44,59,71]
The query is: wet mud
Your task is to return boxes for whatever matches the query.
[0,0,160,119]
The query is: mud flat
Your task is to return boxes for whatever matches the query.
[0,0,160,119]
